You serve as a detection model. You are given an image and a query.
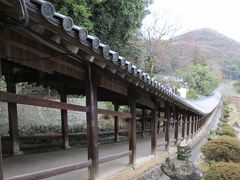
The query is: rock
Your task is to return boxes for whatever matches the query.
[177,140,191,160]
[161,140,202,180]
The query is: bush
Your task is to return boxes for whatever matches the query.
[201,136,240,162]
[186,89,198,99]
[222,127,236,137]
[221,122,231,127]
[221,123,236,137]
[223,107,230,118]
[203,162,240,180]
[233,81,240,94]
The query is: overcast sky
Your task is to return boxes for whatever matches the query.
[142,0,240,42]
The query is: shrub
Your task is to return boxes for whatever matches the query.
[186,89,198,99]
[221,122,231,128]
[223,107,230,118]
[233,80,240,94]
[201,136,240,162]
[222,127,236,137]
[221,123,236,137]
[203,162,240,180]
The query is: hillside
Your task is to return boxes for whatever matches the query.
[164,28,240,79]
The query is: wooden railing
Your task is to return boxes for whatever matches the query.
[5,160,92,180]
[0,91,131,118]
[99,151,131,164]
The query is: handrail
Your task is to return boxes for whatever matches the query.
[0,91,87,112]
[99,151,131,164]
[5,160,92,180]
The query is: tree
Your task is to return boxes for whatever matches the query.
[50,0,94,31]
[51,0,147,51]
[140,13,181,75]
[181,64,218,95]
[186,89,198,99]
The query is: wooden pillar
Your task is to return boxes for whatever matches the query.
[141,108,145,138]
[201,116,204,127]
[174,106,179,145]
[6,81,21,155]
[165,102,170,149]
[128,85,136,166]
[0,136,3,180]
[191,115,194,137]
[86,65,99,180]
[194,116,198,133]
[200,116,202,129]
[186,115,190,139]
[181,112,186,138]
[171,112,175,128]
[60,94,70,149]
[198,116,201,130]
[157,111,161,134]
[114,104,119,142]
[162,110,165,132]
[197,117,200,131]
[151,103,157,155]
[0,59,2,77]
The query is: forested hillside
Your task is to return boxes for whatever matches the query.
[165,28,240,79]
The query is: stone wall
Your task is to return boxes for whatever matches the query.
[0,97,107,136]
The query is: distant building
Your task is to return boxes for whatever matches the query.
[162,75,184,82]
[177,87,188,98]
[160,75,188,98]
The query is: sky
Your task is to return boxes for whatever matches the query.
[142,0,240,42]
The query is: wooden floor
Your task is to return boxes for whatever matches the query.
[2,129,180,180]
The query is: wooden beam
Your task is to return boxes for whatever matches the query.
[136,90,154,109]
[0,59,2,76]
[191,116,194,137]
[128,85,136,166]
[114,104,119,142]
[165,102,170,149]
[6,81,21,155]
[151,102,157,155]
[163,109,166,133]
[196,117,199,131]
[197,116,200,131]
[174,106,179,145]
[194,116,198,133]
[171,112,175,128]
[5,160,92,180]
[186,114,191,138]
[3,31,86,79]
[0,90,131,116]
[97,70,128,96]
[157,118,160,134]
[60,94,70,149]
[0,136,3,180]
[99,151,131,164]
[0,91,87,112]
[86,65,99,180]
[141,109,145,138]
[181,112,186,138]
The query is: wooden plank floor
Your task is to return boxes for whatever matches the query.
[2,128,180,180]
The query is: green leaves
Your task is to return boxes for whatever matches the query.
[51,0,146,51]
[51,0,93,31]
[233,81,240,94]
[182,64,218,95]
